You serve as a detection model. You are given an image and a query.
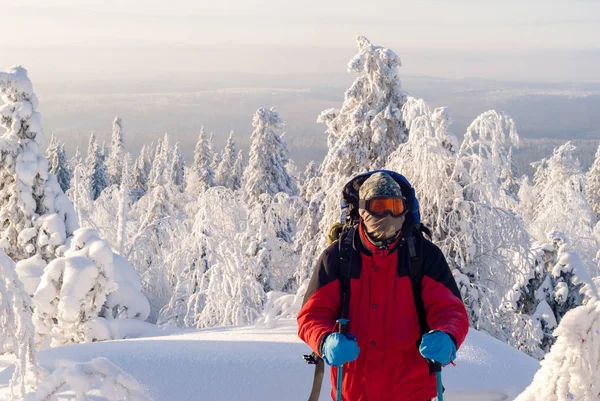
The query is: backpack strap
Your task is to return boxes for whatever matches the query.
[407,226,430,338]
[408,225,441,375]
[338,226,356,321]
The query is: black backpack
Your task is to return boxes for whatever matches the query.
[303,170,435,401]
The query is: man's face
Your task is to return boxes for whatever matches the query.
[359,209,405,242]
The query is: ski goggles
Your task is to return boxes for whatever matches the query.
[358,196,408,218]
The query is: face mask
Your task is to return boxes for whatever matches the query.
[360,210,405,242]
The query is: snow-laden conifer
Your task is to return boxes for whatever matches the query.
[169,142,185,191]
[243,107,297,203]
[0,66,78,261]
[45,133,59,172]
[209,132,220,172]
[106,117,124,187]
[85,133,109,201]
[147,140,162,186]
[303,161,317,186]
[215,132,237,189]
[149,134,170,189]
[514,299,600,401]
[0,249,39,398]
[504,231,598,358]
[130,184,186,323]
[117,155,132,254]
[319,36,408,177]
[70,146,82,173]
[458,110,520,209]
[586,143,600,219]
[189,128,214,193]
[55,142,71,193]
[32,228,150,347]
[131,146,149,202]
[520,142,597,274]
[232,149,245,191]
[46,134,70,193]
[178,188,269,328]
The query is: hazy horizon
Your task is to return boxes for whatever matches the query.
[2,0,600,84]
[2,0,600,174]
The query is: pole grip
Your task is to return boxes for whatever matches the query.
[337,318,348,335]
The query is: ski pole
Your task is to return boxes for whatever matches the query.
[436,370,443,401]
[336,318,349,401]
[428,360,443,401]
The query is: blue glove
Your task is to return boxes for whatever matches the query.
[321,333,360,366]
[419,330,456,365]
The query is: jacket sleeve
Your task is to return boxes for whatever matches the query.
[297,244,342,356]
[420,240,469,348]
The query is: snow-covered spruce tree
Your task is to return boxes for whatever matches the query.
[514,299,600,401]
[55,142,71,193]
[117,155,132,255]
[520,142,597,274]
[503,240,558,359]
[175,187,265,328]
[319,36,408,178]
[189,128,214,193]
[33,228,150,347]
[131,148,149,202]
[458,110,520,210]
[232,149,245,191]
[243,107,298,204]
[209,132,220,172]
[169,142,185,191]
[67,158,91,226]
[300,161,318,200]
[246,192,303,293]
[142,142,153,177]
[286,159,301,189]
[215,131,237,189]
[586,143,600,219]
[85,133,109,201]
[70,146,82,174]
[147,138,163,187]
[0,249,39,398]
[148,133,170,189]
[295,36,409,287]
[106,116,124,187]
[504,231,598,358]
[128,179,186,321]
[45,133,59,172]
[385,98,529,336]
[45,134,70,193]
[0,66,78,262]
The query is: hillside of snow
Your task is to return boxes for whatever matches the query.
[0,320,539,401]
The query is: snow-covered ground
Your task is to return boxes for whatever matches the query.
[0,320,539,401]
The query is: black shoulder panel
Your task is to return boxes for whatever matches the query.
[302,242,341,306]
[421,240,463,300]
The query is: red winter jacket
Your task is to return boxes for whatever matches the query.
[298,224,469,401]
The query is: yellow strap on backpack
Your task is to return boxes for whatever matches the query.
[327,222,344,246]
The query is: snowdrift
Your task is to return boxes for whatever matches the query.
[0,320,539,401]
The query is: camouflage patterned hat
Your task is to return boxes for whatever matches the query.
[359,172,403,201]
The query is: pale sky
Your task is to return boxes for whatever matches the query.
[1,0,599,82]
[3,0,600,49]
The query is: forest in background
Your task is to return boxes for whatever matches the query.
[1,36,600,400]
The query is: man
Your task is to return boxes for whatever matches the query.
[298,172,469,401]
